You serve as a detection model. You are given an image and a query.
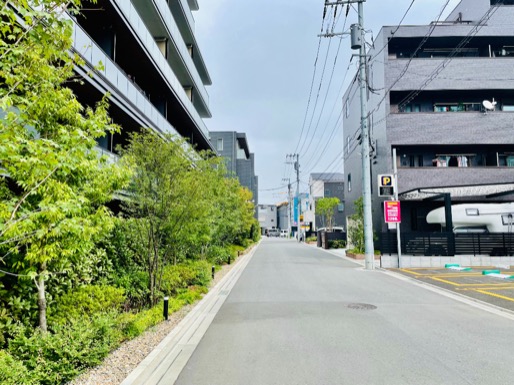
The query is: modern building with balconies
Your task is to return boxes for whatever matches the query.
[68,0,213,156]
[343,0,514,236]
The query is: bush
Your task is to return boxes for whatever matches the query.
[328,240,346,249]
[0,350,36,385]
[50,285,125,326]
[113,270,149,310]
[306,236,317,243]
[206,245,231,265]
[7,314,122,385]
[119,303,165,340]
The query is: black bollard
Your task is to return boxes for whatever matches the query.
[228,255,231,265]
[212,265,215,279]
[163,296,169,321]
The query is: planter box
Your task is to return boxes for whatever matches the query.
[346,251,381,260]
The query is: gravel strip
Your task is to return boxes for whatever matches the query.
[68,256,244,385]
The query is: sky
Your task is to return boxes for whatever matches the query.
[194,0,461,205]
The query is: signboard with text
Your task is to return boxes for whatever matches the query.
[384,200,401,223]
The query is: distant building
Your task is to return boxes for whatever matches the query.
[306,173,345,231]
[209,131,258,206]
[257,204,277,234]
[277,202,290,231]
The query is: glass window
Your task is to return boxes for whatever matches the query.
[348,174,352,192]
[337,203,344,212]
[217,138,223,151]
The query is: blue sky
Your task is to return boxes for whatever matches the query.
[195,0,461,204]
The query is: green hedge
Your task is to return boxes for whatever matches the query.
[6,314,122,385]
[49,285,125,326]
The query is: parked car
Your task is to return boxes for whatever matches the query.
[268,228,280,237]
[280,229,288,238]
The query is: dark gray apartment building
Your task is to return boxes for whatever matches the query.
[209,131,259,205]
[69,0,214,157]
[343,0,514,235]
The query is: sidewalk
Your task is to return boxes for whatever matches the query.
[119,244,259,385]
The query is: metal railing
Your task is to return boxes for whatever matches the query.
[381,231,514,256]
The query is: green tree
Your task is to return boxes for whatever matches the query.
[0,0,129,331]
[120,130,215,304]
[316,197,340,231]
[347,197,364,253]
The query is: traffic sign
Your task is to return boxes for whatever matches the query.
[378,174,395,197]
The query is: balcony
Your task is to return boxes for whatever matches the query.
[386,57,514,92]
[386,112,514,146]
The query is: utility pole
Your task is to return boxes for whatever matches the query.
[287,154,301,241]
[325,0,374,269]
[356,0,374,270]
[283,177,292,237]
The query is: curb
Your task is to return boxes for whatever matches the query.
[120,242,260,385]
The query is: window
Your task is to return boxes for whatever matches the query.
[345,99,350,118]
[491,0,514,5]
[346,137,351,154]
[347,174,352,192]
[325,189,330,197]
[337,203,344,213]
[217,138,223,151]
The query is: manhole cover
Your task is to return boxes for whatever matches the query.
[347,303,377,310]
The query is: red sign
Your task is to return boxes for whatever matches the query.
[384,201,401,223]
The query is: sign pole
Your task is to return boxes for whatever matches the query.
[392,148,402,268]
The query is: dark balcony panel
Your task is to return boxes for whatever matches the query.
[397,167,514,195]
[387,112,514,146]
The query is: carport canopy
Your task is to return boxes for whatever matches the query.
[399,183,514,201]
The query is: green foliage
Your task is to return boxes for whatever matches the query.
[206,245,231,265]
[7,314,122,385]
[347,197,377,253]
[328,239,346,249]
[348,197,365,253]
[305,236,317,243]
[0,0,130,330]
[316,197,341,230]
[49,285,125,326]
[0,350,36,385]
[119,303,165,340]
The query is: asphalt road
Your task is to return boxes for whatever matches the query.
[175,238,514,385]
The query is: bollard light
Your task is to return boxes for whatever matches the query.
[163,296,169,321]
[212,265,215,280]
[228,255,231,265]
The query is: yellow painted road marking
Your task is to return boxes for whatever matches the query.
[476,290,514,303]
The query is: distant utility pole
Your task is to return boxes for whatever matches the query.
[282,177,292,237]
[287,154,301,241]
[324,0,374,269]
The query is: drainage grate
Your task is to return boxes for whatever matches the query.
[347,303,377,310]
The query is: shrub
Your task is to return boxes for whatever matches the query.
[113,270,149,310]
[7,314,122,385]
[206,245,231,265]
[306,236,317,243]
[0,350,36,385]
[50,285,125,326]
[328,240,346,249]
[120,303,164,340]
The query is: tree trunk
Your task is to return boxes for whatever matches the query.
[37,262,48,332]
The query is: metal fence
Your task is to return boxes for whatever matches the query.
[381,231,514,256]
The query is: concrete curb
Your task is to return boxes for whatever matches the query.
[120,242,260,385]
